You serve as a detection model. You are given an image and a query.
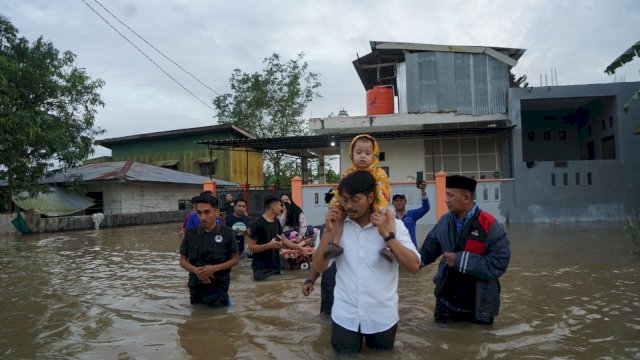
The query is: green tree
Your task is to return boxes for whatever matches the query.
[509,71,529,88]
[263,155,300,188]
[213,53,321,180]
[605,41,640,115]
[0,15,105,212]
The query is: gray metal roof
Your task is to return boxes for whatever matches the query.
[43,161,237,186]
[353,40,526,92]
[96,124,254,148]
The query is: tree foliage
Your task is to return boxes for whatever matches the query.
[509,71,529,88]
[605,41,640,115]
[0,15,105,211]
[213,53,321,181]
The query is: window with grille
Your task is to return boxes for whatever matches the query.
[199,160,217,176]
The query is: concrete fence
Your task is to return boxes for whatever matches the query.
[0,211,188,235]
[297,172,515,226]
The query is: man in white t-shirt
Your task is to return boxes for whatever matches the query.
[312,170,420,353]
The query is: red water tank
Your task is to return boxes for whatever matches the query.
[366,85,394,115]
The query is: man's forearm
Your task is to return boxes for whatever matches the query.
[179,256,198,273]
[211,253,240,272]
[387,240,420,273]
[246,235,276,253]
[247,242,274,253]
[282,238,301,250]
[307,266,321,282]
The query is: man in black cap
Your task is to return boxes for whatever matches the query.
[419,175,510,324]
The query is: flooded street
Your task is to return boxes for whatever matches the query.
[1,222,638,359]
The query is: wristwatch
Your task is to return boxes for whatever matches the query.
[303,279,315,285]
[383,232,395,242]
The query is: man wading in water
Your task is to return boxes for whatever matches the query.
[419,175,510,324]
[179,194,240,307]
[313,171,420,353]
[246,195,307,281]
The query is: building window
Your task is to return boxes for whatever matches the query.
[609,116,613,128]
[178,199,190,210]
[199,161,217,176]
[380,166,390,177]
[601,119,606,130]
[551,173,556,186]
[587,172,592,185]
[378,152,386,161]
[563,173,568,186]
[601,135,616,159]
[527,132,535,141]
[575,173,580,186]
[543,131,551,141]
[558,130,566,140]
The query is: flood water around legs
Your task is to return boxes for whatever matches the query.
[0,222,638,359]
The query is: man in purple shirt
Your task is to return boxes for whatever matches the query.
[392,181,430,248]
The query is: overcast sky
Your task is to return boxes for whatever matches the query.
[2,0,639,159]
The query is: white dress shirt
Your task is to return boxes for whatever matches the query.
[331,218,419,334]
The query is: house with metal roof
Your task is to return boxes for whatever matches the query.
[93,123,263,185]
[43,161,237,215]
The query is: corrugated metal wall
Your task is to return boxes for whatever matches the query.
[397,62,407,113]
[399,51,509,115]
[109,132,264,185]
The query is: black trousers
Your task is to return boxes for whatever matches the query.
[189,286,229,307]
[320,262,337,315]
[252,267,280,281]
[434,299,494,325]
[331,321,397,353]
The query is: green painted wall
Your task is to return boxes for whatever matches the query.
[108,130,263,184]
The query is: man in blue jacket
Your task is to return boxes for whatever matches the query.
[392,181,430,248]
[419,175,510,325]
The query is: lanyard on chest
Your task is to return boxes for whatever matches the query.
[451,211,481,252]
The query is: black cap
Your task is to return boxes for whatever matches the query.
[392,193,406,200]
[446,175,477,192]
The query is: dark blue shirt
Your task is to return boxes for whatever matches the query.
[454,203,478,235]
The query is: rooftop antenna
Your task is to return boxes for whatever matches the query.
[554,68,558,85]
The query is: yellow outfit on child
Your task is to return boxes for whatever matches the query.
[329,134,390,212]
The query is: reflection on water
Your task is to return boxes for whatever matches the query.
[0,222,638,359]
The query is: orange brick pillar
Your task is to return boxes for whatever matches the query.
[291,176,303,207]
[203,180,216,195]
[435,171,448,221]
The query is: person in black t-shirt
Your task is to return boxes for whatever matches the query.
[179,194,239,307]
[225,198,251,256]
[247,195,307,281]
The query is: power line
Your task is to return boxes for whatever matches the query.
[91,0,221,96]
[80,0,216,112]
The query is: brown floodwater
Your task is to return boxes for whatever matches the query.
[0,222,638,359]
